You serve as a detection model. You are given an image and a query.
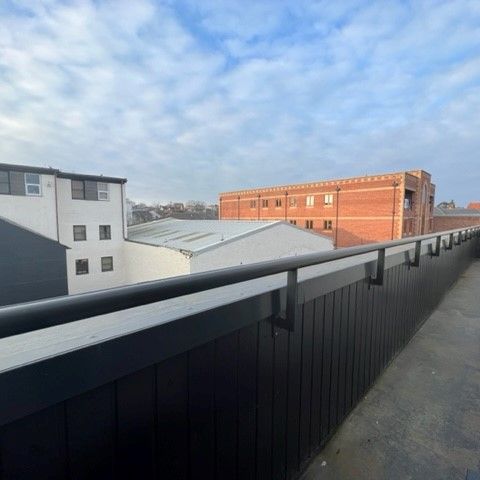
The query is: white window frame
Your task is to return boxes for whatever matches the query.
[306,195,315,207]
[324,194,333,205]
[98,182,109,201]
[25,173,42,196]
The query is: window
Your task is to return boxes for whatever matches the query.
[0,171,9,194]
[289,196,297,207]
[73,225,87,241]
[98,182,109,201]
[250,200,256,208]
[305,220,314,229]
[290,220,297,225]
[404,190,414,209]
[262,199,269,208]
[275,198,282,207]
[99,225,111,240]
[25,173,41,196]
[75,259,89,275]
[101,256,113,272]
[72,180,85,199]
[306,195,315,207]
[324,194,333,205]
[323,220,332,230]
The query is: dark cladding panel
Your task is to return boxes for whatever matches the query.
[0,218,67,307]
[9,171,26,196]
[84,180,98,200]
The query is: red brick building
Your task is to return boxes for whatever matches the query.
[433,206,480,232]
[219,170,435,247]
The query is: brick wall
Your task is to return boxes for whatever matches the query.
[433,216,480,232]
[220,171,435,247]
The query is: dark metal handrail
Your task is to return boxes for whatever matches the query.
[0,225,479,339]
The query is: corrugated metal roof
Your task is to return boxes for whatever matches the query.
[434,207,480,217]
[127,218,281,253]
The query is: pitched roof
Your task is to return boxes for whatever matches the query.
[127,218,330,255]
[434,207,480,217]
[467,202,480,210]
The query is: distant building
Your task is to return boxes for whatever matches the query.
[437,200,456,209]
[433,206,480,232]
[0,162,127,295]
[126,218,333,282]
[467,202,480,210]
[219,170,435,247]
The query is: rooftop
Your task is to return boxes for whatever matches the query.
[219,169,433,196]
[434,206,480,217]
[127,217,285,254]
[0,162,127,184]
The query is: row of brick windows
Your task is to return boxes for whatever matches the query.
[248,194,334,209]
[290,219,333,230]
[75,257,114,275]
[73,225,111,241]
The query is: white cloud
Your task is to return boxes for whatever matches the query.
[0,0,479,204]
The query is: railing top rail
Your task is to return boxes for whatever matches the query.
[0,225,479,339]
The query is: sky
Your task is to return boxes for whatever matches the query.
[0,0,479,205]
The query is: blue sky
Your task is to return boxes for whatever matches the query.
[0,0,479,204]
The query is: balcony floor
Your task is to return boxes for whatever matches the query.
[302,259,480,480]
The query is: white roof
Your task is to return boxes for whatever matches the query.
[127,218,285,254]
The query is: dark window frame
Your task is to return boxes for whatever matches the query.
[0,171,10,195]
[305,220,314,229]
[323,220,333,230]
[72,180,85,200]
[101,256,114,272]
[75,259,89,275]
[73,225,87,241]
[99,225,111,240]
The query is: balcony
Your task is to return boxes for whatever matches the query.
[0,227,479,480]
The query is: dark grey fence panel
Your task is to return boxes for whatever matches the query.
[0,236,478,480]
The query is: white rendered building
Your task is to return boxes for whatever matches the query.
[0,163,127,295]
[126,218,334,282]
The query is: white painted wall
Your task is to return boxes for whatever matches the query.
[124,241,190,283]
[56,178,127,294]
[0,173,58,240]
[190,223,333,273]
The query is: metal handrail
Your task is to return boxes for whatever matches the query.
[0,225,479,339]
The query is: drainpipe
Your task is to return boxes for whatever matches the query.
[334,185,341,248]
[391,180,399,240]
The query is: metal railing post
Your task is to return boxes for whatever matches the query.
[411,240,422,267]
[447,233,454,250]
[433,235,441,257]
[274,269,298,333]
[371,248,385,285]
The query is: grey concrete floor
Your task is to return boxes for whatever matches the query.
[301,260,480,480]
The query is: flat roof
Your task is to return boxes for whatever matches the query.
[128,218,294,254]
[0,162,126,184]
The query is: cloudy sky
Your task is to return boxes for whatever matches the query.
[1,0,479,204]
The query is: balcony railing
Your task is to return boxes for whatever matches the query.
[0,226,479,480]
